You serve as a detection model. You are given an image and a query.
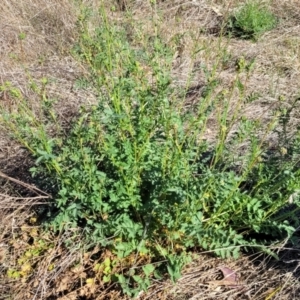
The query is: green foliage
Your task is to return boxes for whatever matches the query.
[227,1,277,40]
[1,2,300,297]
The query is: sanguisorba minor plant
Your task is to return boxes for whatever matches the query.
[1,2,300,296]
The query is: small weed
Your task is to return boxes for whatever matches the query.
[227,1,277,40]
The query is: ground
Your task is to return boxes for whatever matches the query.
[1,0,300,299]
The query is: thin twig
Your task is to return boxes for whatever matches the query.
[0,194,49,201]
[0,170,51,197]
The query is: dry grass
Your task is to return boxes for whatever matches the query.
[145,249,300,300]
[1,0,300,299]
[0,0,97,141]
[0,0,77,62]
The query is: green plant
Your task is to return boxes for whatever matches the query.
[1,2,300,297]
[227,1,277,40]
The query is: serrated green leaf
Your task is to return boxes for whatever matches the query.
[142,264,155,277]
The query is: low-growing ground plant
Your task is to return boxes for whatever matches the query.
[227,1,277,40]
[1,1,300,297]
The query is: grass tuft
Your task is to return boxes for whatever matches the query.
[227,1,277,40]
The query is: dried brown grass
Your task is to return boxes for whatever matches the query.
[0,0,77,63]
[113,0,300,144]
[0,0,97,136]
[144,247,300,300]
[1,0,300,299]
